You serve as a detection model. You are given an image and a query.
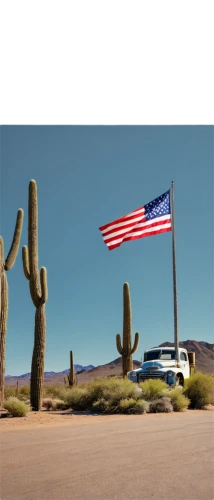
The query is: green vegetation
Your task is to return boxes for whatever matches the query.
[4,397,29,417]
[4,385,30,401]
[184,372,214,409]
[42,398,69,411]
[139,379,167,401]
[4,386,17,399]
[64,387,90,410]
[117,398,146,414]
[4,372,214,415]
[53,400,69,410]
[56,378,145,413]
[167,388,189,412]
[18,386,30,401]
[43,385,65,399]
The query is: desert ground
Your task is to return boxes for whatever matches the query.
[1,408,214,500]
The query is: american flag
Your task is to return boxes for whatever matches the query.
[99,190,172,251]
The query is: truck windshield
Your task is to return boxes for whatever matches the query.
[144,350,161,361]
[144,350,176,361]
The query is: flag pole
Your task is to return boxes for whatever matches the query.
[170,181,180,366]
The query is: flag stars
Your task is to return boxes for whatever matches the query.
[145,191,170,221]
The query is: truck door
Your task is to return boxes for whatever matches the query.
[180,351,190,378]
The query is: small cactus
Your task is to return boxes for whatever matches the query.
[116,282,140,378]
[22,180,48,411]
[16,380,19,397]
[0,209,24,408]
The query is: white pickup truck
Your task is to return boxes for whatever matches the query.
[127,346,195,386]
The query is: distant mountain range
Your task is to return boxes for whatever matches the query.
[5,365,95,380]
[4,340,213,386]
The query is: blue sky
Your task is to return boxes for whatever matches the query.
[1,126,213,375]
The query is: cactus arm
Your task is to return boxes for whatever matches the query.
[116,334,124,356]
[22,246,30,280]
[28,180,41,302]
[131,332,140,354]
[23,181,48,308]
[30,281,41,308]
[4,209,24,271]
[40,267,48,304]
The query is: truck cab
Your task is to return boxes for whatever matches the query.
[127,347,194,386]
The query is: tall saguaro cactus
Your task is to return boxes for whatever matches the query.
[67,351,76,387]
[116,282,140,378]
[22,180,48,411]
[0,209,24,408]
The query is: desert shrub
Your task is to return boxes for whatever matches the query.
[118,398,146,414]
[52,400,69,411]
[139,379,167,401]
[19,386,30,397]
[64,387,90,410]
[4,386,30,402]
[4,397,30,417]
[18,386,30,401]
[167,388,189,412]
[63,378,142,412]
[93,396,146,414]
[42,397,69,411]
[149,397,173,413]
[183,372,214,409]
[43,398,54,410]
[4,386,16,399]
[80,378,138,408]
[92,398,110,412]
[43,385,65,399]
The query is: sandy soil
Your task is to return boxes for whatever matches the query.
[1,405,214,431]
[2,409,214,500]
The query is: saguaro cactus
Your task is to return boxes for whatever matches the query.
[22,180,48,411]
[0,209,24,408]
[116,282,140,378]
[67,351,76,387]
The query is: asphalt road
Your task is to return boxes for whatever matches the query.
[1,411,214,500]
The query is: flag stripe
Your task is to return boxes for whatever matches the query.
[124,222,172,240]
[100,212,146,235]
[106,224,171,249]
[132,215,171,230]
[103,214,171,242]
[124,207,145,218]
[106,220,171,247]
